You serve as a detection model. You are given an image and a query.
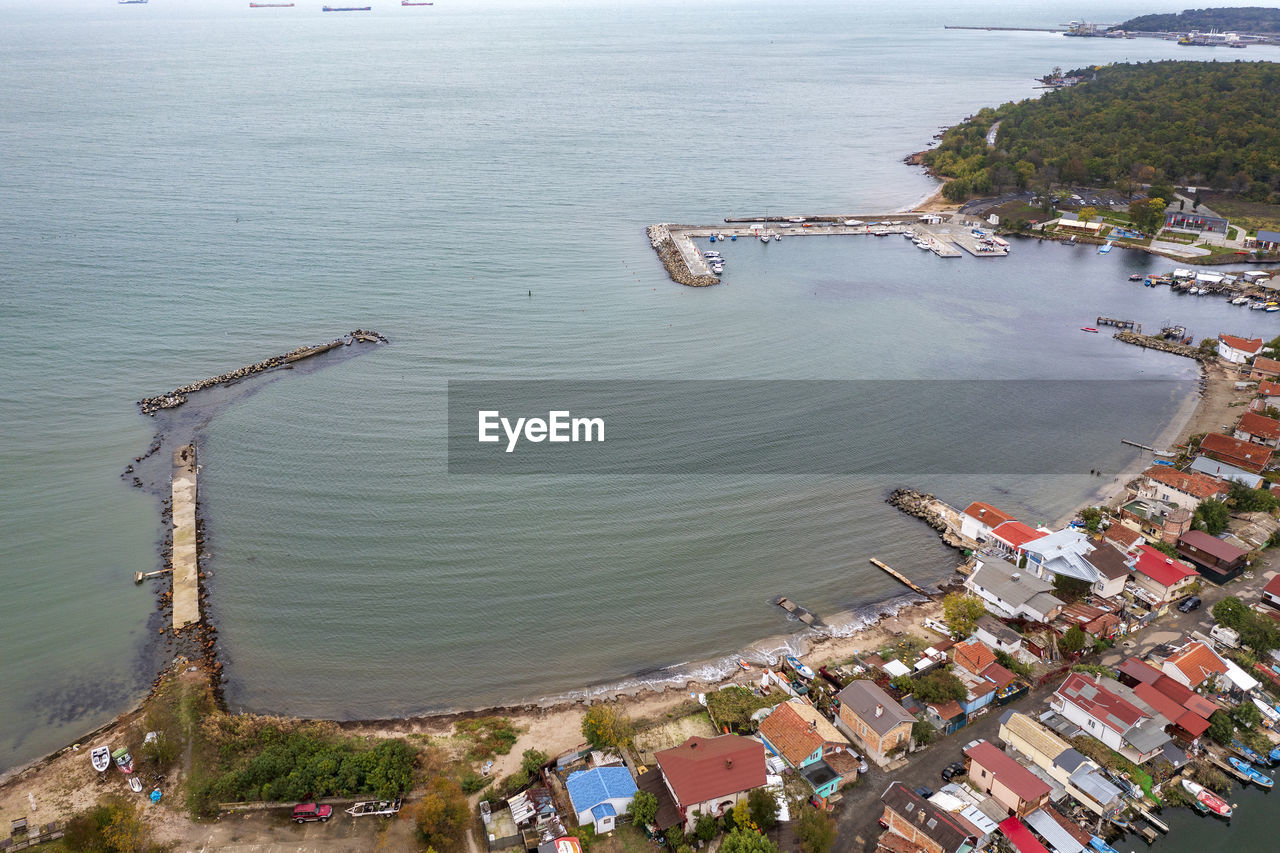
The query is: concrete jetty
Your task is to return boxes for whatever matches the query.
[171,444,200,629]
[869,558,933,596]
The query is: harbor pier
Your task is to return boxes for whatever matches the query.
[171,444,200,629]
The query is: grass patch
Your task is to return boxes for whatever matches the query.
[705,686,786,733]
[454,716,521,762]
[1203,194,1280,234]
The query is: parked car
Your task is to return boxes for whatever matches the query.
[913,786,934,799]
[1178,596,1202,613]
[292,803,332,824]
[941,761,966,781]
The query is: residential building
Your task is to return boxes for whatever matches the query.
[1161,641,1229,692]
[1021,529,1096,584]
[1051,673,1172,764]
[1199,432,1272,473]
[1251,356,1280,382]
[1256,379,1280,410]
[959,502,1016,543]
[989,521,1047,557]
[952,639,997,676]
[565,767,638,834]
[997,711,1123,816]
[1235,411,1280,448]
[1130,545,1200,604]
[964,558,1065,623]
[653,735,767,829]
[974,614,1026,659]
[925,700,967,735]
[1117,498,1192,544]
[756,699,849,803]
[1217,334,1264,364]
[1102,522,1142,554]
[1057,601,1121,639]
[1137,465,1230,512]
[1187,455,1264,489]
[1177,530,1250,583]
[1262,574,1280,610]
[1116,657,1219,731]
[1085,542,1132,598]
[834,680,914,767]
[962,739,1051,817]
[879,782,979,853]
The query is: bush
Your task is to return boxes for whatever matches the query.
[695,812,718,842]
[581,705,635,751]
[458,769,492,795]
[629,790,658,828]
[455,717,520,761]
[720,827,780,853]
[64,797,165,853]
[705,687,782,733]
[747,787,778,832]
[414,775,470,852]
[912,670,966,704]
[795,806,837,853]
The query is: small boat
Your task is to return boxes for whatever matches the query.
[1089,837,1120,853]
[1128,274,1143,281]
[250,2,295,6]
[1268,744,1280,764]
[737,659,751,671]
[347,798,403,817]
[709,235,716,243]
[760,234,770,243]
[716,234,727,242]
[118,0,148,4]
[1252,695,1280,727]
[1182,778,1232,817]
[729,235,737,241]
[1229,756,1274,787]
[112,747,134,774]
[711,266,724,275]
[90,746,112,773]
[1232,296,1250,305]
[1268,304,1279,313]
[1232,740,1263,764]
[703,251,721,258]
[1081,327,1099,333]
[128,776,144,794]
[785,655,815,680]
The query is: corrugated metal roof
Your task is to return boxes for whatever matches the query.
[1024,809,1087,853]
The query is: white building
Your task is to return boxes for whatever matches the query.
[1218,334,1264,364]
[964,558,1065,623]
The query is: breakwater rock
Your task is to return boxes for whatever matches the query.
[1113,331,1209,361]
[886,487,971,551]
[647,224,721,288]
[138,329,389,415]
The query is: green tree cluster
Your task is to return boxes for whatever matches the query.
[628,790,658,827]
[898,669,967,704]
[795,807,837,853]
[64,797,165,853]
[1213,596,1280,653]
[580,705,635,751]
[923,61,1280,202]
[942,592,987,636]
[1114,9,1280,32]
[720,827,780,853]
[1193,498,1231,535]
[414,775,471,853]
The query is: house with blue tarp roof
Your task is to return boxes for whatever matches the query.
[566,766,637,834]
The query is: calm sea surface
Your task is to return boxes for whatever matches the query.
[3,1,1279,809]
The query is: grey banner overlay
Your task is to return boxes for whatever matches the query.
[447,380,1191,474]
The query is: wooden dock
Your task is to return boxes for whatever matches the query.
[1097,316,1141,333]
[869,558,932,596]
[171,444,200,629]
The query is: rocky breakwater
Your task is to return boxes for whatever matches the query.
[647,223,720,288]
[1113,331,1209,361]
[886,487,972,551]
[137,329,389,415]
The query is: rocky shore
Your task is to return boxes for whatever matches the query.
[886,487,974,551]
[1113,330,1208,360]
[647,223,721,288]
[137,329,389,415]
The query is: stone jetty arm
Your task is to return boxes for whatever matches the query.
[137,329,389,415]
[886,487,980,551]
[647,224,721,288]
[1112,331,1209,361]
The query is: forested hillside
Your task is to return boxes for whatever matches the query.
[921,61,1280,202]
[1114,7,1280,33]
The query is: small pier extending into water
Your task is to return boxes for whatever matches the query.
[869,558,933,597]
[1097,316,1141,333]
[171,444,200,629]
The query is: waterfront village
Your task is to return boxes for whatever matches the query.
[6,338,1280,853]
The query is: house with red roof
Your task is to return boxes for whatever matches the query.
[987,521,1047,558]
[1103,523,1142,554]
[1137,465,1230,512]
[1262,574,1280,610]
[997,817,1051,853]
[1161,641,1229,692]
[1235,411,1280,448]
[1177,529,1250,583]
[963,739,1051,817]
[1251,356,1280,382]
[1051,673,1171,763]
[952,638,997,676]
[1256,379,1280,410]
[756,699,850,804]
[653,735,767,829]
[959,502,1016,543]
[1218,334,1264,364]
[1199,432,1272,473]
[1130,545,1200,605]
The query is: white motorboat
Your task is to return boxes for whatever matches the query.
[90,746,112,773]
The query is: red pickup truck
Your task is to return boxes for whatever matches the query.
[291,803,332,823]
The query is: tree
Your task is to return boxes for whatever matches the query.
[520,748,549,780]
[1053,574,1093,604]
[731,798,752,831]
[414,776,470,853]
[942,592,987,637]
[1128,197,1165,233]
[695,812,719,842]
[1213,596,1249,631]
[1151,540,1179,558]
[795,806,837,853]
[911,670,967,704]
[912,719,937,746]
[1078,205,1099,224]
[1061,625,1089,655]
[1208,710,1235,745]
[1229,481,1278,513]
[1194,499,1230,535]
[580,705,634,751]
[1233,700,1262,731]
[629,791,658,828]
[720,827,781,853]
[747,787,779,832]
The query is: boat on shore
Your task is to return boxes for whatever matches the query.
[1251,695,1280,728]
[128,776,144,793]
[347,798,402,817]
[785,655,814,680]
[90,746,111,773]
[1182,778,1232,817]
[112,747,134,774]
[1088,837,1119,853]
[1228,756,1274,787]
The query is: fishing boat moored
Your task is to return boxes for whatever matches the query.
[1231,740,1263,764]
[1128,274,1143,281]
[1182,778,1232,817]
[322,5,372,10]
[1088,837,1119,853]
[785,655,815,680]
[1229,756,1274,787]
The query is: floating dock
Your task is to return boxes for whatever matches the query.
[171,444,200,629]
[869,558,932,596]
[1097,317,1141,332]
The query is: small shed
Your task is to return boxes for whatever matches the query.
[565,767,637,834]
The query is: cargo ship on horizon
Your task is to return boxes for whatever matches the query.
[322,5,372,9]
[250,2,295,6]
[402,1,434,5]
